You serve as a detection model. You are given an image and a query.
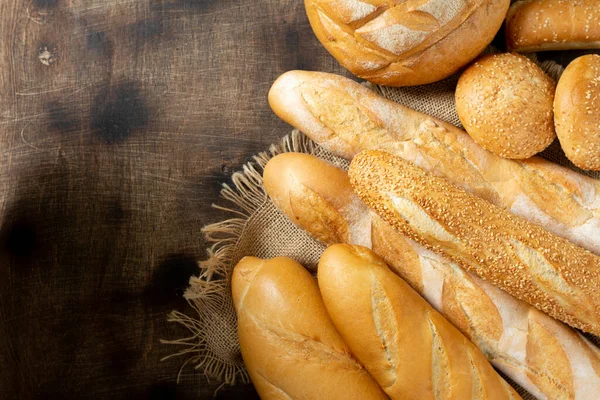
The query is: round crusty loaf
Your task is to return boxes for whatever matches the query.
[554,54,600,171]
[232,256,387,400]
[304,0,510,86]
[455,53,556,159]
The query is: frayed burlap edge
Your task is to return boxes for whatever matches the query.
[160,130,317,385]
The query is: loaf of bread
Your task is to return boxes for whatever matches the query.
[231,256,387,400]
[506,0,600,53]
[304,0,510,86]
[348,150,600,336]
[318,244,520,400]
[264,152,600,399]
[555,54,600,171]
[456,53,556,159]
[268,70,600,256]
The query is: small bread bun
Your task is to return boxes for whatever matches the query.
[554,54,600,171]
[456,53,556,159]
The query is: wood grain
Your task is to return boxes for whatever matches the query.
[0,0,348,398]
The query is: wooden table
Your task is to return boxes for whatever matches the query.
[2,1,595,399]
[0,0,349,398]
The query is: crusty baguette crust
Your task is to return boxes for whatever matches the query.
[304,0,509,86]
[348,150,600,336]
[506,0,600,53]
[264,152,600,399]
[318,244,519,400]
[555,54,600,171]
[232,256,388,400]
[268,70,600,255]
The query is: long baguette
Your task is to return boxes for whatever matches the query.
[506,0,600,53]
[348,150,600,337]
[264,152,600,399]
[232,256,388,400]
[318,244,520,400]
[268,70,600,256]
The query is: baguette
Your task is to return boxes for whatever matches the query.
[348,150,600,336]
[268,70,600,256]
[264,152,600,399]
[506,0,600,53]
[318,244,520,400]
[231,256,388,400]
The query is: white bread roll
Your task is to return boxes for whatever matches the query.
[264,152,600,399]
[555,54,600,171]
[268,70,600,256]
[232,256,387,400]
[348,150,600,337]
[506,0,600,53]
[317,244,520,400]
[456,53,556,159]
[304,0,510,86]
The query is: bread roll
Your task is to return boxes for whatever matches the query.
[317,244,520,400]
[264,152,600,399]
[456,53,556,159]
[304,0,510,86]
[348,150,600,336]
[555,54,600,171]
[268,70,600,255]
[231,256,387,400]
[506,0,600,53]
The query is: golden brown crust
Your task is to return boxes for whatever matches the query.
[232,256,388,400]
[304,0,510,86]
[268,70,600,255]
[264,153,371,247]
[456,53,556,159]
[506,0,600,53]
[371,215,424,294]
[266,152,600,398]
[318,244,519,400]
[288,182,349,244]
[554,54,600,171]
[348,150,600,336]
[441,270,504,351]
[526,318,574,398]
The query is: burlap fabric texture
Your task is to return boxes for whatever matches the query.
[162,56,600,399]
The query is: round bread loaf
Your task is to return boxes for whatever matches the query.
[554,54,600,171]
[304,0,510,86]
[455,53,556,159]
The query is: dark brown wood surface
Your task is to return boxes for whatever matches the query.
[0,0,349,398]
[2,1,595,399]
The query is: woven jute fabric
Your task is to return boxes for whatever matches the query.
[163,59,600,399]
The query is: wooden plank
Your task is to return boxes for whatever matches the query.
[0,0,348,398]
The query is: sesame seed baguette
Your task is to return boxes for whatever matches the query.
[506,0,600,53]
[348,150,600,337]
[232,256,388,400]
[268,70,600,256]
[264,152,600,399]
[318,244,520,400]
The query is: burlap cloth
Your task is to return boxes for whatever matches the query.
[163,55,600,399]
